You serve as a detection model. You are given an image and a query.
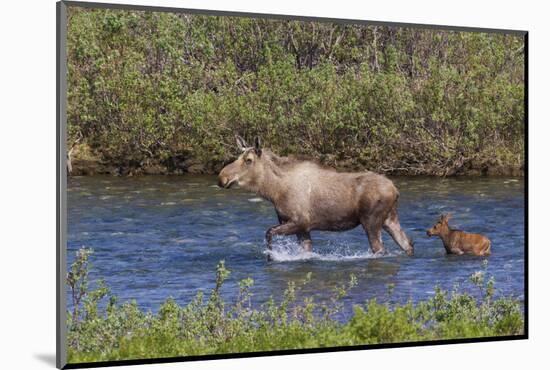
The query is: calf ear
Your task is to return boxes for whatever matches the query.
[443,213,452,222]
[235,135,248,152]
[254,137,262,156]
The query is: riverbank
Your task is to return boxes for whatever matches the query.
[67,249,524,364]
[68,143,524,177]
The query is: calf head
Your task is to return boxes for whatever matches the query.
[427,213,451,237]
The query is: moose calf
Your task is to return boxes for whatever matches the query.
[427,214,491,256]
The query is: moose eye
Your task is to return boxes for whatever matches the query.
[245,158,253,165]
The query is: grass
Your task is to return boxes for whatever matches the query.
[66,248,524,364]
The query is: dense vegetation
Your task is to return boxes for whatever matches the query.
[67,7,525,176]
[67,248,524,363]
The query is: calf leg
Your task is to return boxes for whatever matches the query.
[450,247,465,255]
[297,232,313,252]
[481,240,491,256]
[383,207,414,256]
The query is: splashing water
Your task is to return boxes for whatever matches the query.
[264,237,399,262]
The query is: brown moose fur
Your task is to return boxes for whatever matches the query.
[427,213,491,256]
[218,136,414,257]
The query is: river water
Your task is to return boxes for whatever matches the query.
[67,175,525,317]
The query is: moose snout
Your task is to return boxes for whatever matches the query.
[218,172,237,189]
[218,175,229,188]
[426,230,433,237]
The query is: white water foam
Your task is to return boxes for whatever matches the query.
[264,238,397,262]
[248,197,263,203]
[160,202,177,206]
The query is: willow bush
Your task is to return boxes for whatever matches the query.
[67,7,524,175]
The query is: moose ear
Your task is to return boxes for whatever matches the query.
[443,213,452,222]
[254,137,262,156]
[235,135,248,152]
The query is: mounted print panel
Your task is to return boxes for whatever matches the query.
[57,1,527,368]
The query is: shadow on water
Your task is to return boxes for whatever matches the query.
[67,175,525,317]
[265,257,401,298]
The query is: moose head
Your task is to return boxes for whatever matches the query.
[218,135,264,189]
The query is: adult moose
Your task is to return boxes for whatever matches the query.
[218,135,414,257]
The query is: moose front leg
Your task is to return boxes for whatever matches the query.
[297,232,312,252]
[265,222,302,251]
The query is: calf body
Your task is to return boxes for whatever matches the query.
[427,214,491,256]
[218,136,414,257]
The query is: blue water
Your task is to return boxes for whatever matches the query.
[67,175,525,317]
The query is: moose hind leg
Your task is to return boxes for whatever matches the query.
[297,232,313,252]
[361,218,385,255]
[383,208,414,256]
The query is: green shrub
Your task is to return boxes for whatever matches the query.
[66,7,524,175]
[66,248,524,363]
